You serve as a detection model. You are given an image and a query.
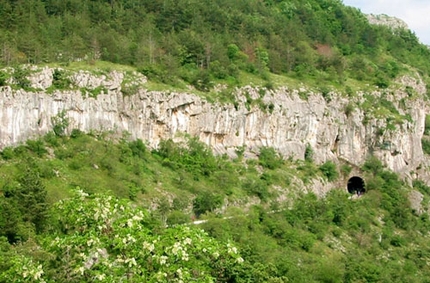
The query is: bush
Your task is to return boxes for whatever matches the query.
[242,177,270,201]
[13,66,31,90]
[52,69,71,89]
[340,164,352,177]
[51,111,69,137]
[167,210,190,225]
[0,71,8,86]
[304,144,313,162]
[26,139,47,157]
[258,147,283,169]
[129,139,146,158]
[319,161,339,182]
[193,191,223,217]
[70,129,84,139]
[1,147,15,160]
[423,139,430,155]
[362,156,383,175]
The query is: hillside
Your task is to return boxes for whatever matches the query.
[2,132,430,282]
[0,0,429,89]
[2,0,430,282]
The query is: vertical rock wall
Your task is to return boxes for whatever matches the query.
[0,67,427,178]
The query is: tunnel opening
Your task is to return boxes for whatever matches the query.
[347,176,365,195]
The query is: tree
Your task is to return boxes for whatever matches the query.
[0,190,244,282]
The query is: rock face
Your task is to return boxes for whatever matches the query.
[366,14,409,30]
[0,67,427,180]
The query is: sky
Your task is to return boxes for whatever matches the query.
[342,0,430,45]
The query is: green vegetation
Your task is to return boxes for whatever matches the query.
[0,131,429,282]
[1,0,430,282]
[1,190,244,282]
[422,115,430,155]
[0,0,429,91]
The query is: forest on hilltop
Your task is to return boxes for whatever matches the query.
[0,0,429,89]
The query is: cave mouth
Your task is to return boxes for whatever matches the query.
[347,176,365,195]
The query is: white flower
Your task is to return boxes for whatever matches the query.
[127,234,136,243]
[34,266,44,280]
[212,252,220,259]
[236,257,244,264]
[177,268,183,278]
[125,257,137,267]
[183,237,192,245]
[23,271,29,278]
[172,242,182,255]
[228,246,238,254]
[159,256,168,265]
[127,219,133,227]
[143,241,155,252]
[132,213,143,221]
[96,273,106,280]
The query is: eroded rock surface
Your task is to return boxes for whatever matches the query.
[0,67,427,181]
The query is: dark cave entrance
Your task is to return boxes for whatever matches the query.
[347,176,365,195]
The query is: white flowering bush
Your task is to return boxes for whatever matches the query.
[1,189,243,282]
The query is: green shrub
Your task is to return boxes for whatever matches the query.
[413,180,430,195]
[344,103,354,117]
[128,139,146,158]
[258,147,283,169]
[193,191,223,216]
[167,210,190,225]
[422,139,430,155]
[26,139,47,157]
[1,147,15,160]
[0,71,9,86]
[52,69,71,89]
[304,144,313,162]
[425,115,430,135]
[340,164,352,177]
[319,161,338,182]
[70,129,84,139]
[362,156,383,175]
[51,111,69,137]
[13,66,31,90]
[242,177,270,201]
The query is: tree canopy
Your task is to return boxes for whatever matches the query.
[0,0,429,88]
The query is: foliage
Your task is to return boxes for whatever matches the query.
[51,110,69,136]
[0,131,430,281]
[1,190,243,282]
[51,68,71,89]
[319,161,339,182]
[425,115,430,135]
[193,191,223,216]
[0,0,428,90]
[0,164,48,243]
[304,143,314,162]
[12,66,31,90]
[258,147,283,170]
[422,139,430,155]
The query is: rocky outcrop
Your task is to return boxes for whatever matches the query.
[366,14,408,30]
[0,67,427,181]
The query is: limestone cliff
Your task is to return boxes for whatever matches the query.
[366,13,409,30]
[0,67,427,181]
